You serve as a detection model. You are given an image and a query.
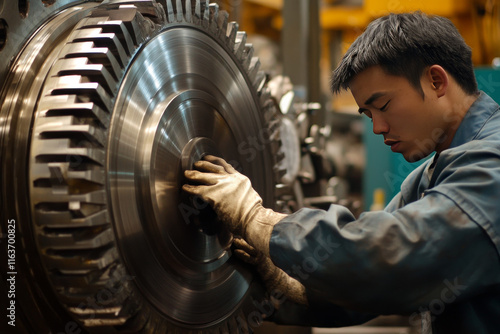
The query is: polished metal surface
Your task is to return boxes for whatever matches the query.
[107,13,278,326]
[27,2,166,328]
[1,0,284,332]
[0,0,95,85]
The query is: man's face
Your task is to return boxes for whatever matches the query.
[350,65,447,162]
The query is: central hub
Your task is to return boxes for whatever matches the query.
[181,137,220,172]
[181,137,223,235]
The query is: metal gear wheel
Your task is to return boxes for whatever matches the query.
[0,0,286,332]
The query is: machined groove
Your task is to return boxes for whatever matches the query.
[40,98,111,127]
[49,262,127,287]
[68,28,130,66]
[37,116,107,146]
[53,57,119,94]
[47,78,114,112]
[29,4,153,328]
[38,226,115,250]
[35,210,109,228]
[43,245,119,271]
[62,42,124,80]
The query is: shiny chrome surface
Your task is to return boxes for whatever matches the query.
[0,0,93,85]
[27,2,166,328]
[0,2,104,332]
[3,0,283,332]
[107,25,273,325]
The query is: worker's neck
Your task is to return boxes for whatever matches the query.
[435,87,479,153]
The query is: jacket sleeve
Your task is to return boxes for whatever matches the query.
[267,294,377,327]
[269,192,500,318]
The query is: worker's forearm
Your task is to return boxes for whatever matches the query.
[269,195,500,314]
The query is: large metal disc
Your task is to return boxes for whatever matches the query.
[1,0,284,332]
[107,19,274,327]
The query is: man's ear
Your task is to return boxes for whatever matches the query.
[426,65,448,98]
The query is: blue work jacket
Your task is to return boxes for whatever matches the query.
[268,92,500,333]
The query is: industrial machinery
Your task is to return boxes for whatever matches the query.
[0,0,334,333]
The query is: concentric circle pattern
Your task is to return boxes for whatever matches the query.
[2,0,288,332]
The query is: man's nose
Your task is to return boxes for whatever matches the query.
[372,114,389,135]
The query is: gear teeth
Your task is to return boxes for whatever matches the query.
[267,117,281,137]
[185,0,193,23]
[35,210,109,228]
[259,89,276,122]
[101,0,166,24]
[33,138,106,166]
[43,246,119,271]
[89,7,156,46]
[274,165,287,180]
[75,17,136,56]
[202,0,210,29]
[50,262,127,288]
[38,226,115,250]
[276,150,286,163]
[234,31,247,60]
[166,0,175,23]
[226,21,239,52]
[48,79,114,113]
[62,42,123,81]
[153,2,168,24]
[217,322,230,334]
[270,137,283,156]
[253,71,267,92]
[68,28,129,67]
[28,3,165,329]
[247,57,261,84]
[208,3,219,36]
[193,0,202,24]
[217,10,229,41]
[26,0,285,331]
[67,298,124,316]
[31,188,107,207]
[38,95,110,128]
[242,43,254,70]
[236,310,251,334]
[53,57,118,95]
[225,316,239,333]
[176,0,184,22]
[36,115,107,147]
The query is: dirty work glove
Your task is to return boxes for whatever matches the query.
[233,238,308,306]
[182,155,287,257]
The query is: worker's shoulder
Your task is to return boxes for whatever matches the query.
[446,137,500,159]
[437,139,500,175]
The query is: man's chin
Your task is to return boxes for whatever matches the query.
[403,150,432,163]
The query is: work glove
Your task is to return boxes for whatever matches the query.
[233,238,308,306]
[182,155,287,257]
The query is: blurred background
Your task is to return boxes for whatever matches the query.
[213,1,500,333]
[217,0,500,215]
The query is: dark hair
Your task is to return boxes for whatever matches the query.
[331,12,478,96]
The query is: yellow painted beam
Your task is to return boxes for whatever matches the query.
[321,0,472,30]
[365,0,471,17]
[245,0,282,10]
[321,6,371,29]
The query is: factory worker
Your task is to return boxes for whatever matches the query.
[183,12,500,334]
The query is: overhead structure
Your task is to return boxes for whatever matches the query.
[0,0,287,332]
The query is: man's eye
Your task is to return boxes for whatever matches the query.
[379,100,391,111]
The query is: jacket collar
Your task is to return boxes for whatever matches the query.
[449,91,499,149]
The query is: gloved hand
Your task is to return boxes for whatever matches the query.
[233,238,308,306]
[182,155,287,257]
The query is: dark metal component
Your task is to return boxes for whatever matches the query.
[282,0,323,126]
[1,0,285,332]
